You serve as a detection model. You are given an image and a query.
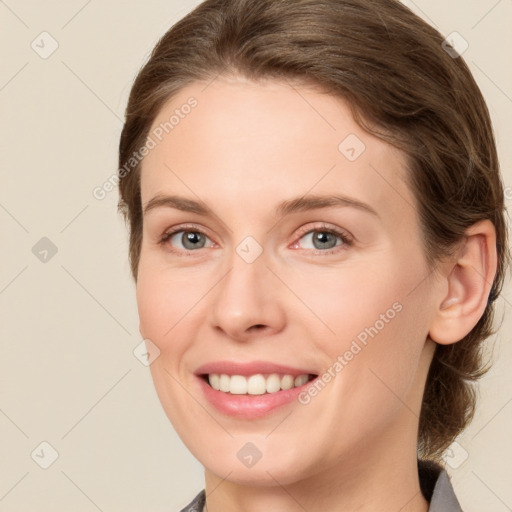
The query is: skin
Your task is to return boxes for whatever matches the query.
[136,75,497,512]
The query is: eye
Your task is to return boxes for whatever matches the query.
[160,227,214,253]
[159,223,352,256]
[293,225,352,254]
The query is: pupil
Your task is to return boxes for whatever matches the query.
[314,231,336,249]
[183,232,205,249]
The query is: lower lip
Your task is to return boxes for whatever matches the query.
[196,375,317,419]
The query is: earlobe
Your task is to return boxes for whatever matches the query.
[428,220,497,345]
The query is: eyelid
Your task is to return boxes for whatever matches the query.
[161,222,211,237]
[294,222,352,240]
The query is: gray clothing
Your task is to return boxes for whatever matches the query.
[178,459,463,511]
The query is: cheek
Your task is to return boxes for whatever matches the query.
[291,255,429,398]
[136,259,207,342]
[135,261,205,429]
[288,258,411,344]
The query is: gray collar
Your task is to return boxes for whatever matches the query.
[420,460,463,512]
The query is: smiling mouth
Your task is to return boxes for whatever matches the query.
[200,373,317,395]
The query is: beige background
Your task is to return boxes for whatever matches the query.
[1,1,511,510]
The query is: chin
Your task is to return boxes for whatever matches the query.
[194,435,318,488]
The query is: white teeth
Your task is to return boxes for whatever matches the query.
[281,375,294,390]
[207,373,312,395]
[294,374,309,387]
[266,373,281,393]
[209,374,220,390]
[219,374,230,392]
[247,374,266,395]
[230,375,247,394]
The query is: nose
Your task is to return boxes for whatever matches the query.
[208,251,287,342]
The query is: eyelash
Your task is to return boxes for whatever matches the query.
[158,223,353,257]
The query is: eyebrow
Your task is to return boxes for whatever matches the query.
[142,193,379,219]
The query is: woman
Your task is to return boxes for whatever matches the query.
[117,0,509,510]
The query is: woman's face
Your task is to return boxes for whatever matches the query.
[137,76,439,486]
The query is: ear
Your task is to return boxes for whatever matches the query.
[428,219,498,345]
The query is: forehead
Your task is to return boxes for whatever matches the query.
[140,76,416,225]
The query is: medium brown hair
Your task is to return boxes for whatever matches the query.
[118,0,510,460]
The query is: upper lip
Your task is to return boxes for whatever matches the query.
[195,360,318,377]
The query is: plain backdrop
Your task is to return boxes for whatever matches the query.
[1,1,511,511]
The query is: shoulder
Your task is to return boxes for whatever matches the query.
[418,459,464,512]
[178,489,205,512]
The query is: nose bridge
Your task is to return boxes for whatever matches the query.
[209,245,286,339]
